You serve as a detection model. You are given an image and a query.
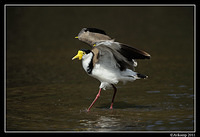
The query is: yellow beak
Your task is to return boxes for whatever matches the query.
[72,55,79,60]
[72,50,84,60]
[75,36,78,39]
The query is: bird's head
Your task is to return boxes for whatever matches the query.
[72,49,91,60]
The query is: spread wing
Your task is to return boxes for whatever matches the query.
[92,41,150,71]
[119,43,151,60]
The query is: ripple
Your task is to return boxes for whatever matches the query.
[169,121,176,124]
[146,125,155,130]
[168,94,180,99]
[146,91,160,93]
[155,120,163,125]
[167,93,194,99]
[178,85,187,88]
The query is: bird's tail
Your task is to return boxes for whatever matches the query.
[120,69,148,82]
[137,73,148,79]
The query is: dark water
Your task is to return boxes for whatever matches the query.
[6,6,195,132]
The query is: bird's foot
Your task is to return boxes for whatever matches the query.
[109,103,113,109]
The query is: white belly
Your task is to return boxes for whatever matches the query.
[91,64,119,84]
[82,58,138,90]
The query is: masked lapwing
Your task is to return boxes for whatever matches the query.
[72,28,151,112]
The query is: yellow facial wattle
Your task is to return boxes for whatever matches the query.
[72,50,85,60]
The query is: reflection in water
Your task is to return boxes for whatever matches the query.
[79,116,121,131]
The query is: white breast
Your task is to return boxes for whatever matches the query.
[82,52,93,72]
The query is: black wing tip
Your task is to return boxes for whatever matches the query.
[84,28,107,35]
[145,54,151,59]
[120,43,151,60]
[137,73,148,79]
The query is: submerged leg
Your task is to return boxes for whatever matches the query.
[87,88,102,112]
[110,84,117,109]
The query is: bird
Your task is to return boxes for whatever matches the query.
[72,28,151,112]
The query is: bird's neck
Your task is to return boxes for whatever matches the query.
[82,52,94,74]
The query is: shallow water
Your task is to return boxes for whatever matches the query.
[6,6,194,132]
[6,82,194,131]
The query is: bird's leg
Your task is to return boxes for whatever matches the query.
[110,84,117,109]
[87,88,102,112]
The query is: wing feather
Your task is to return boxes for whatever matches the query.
[94,42,134,71]
[119,43,151,60]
